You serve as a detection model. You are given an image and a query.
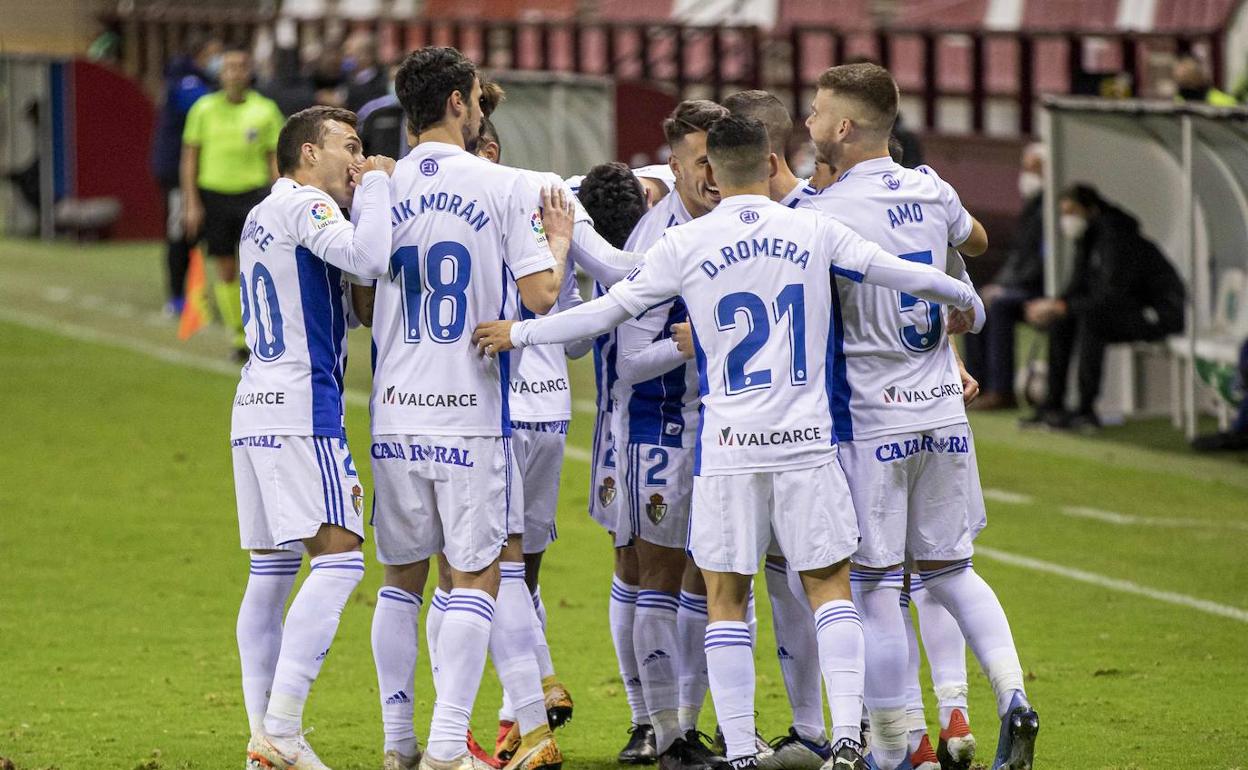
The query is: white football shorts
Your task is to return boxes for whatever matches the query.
[588,406,622,533]
[233,434,366,551]
[510,420,568,554]
[689,459,859,575]
[370,434,515,572]
[837,422,987,568]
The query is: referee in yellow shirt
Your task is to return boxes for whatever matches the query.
[181,46,284,359]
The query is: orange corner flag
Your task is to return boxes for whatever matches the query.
[177,246,210,341]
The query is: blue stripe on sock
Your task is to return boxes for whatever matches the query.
[379,588,421,606]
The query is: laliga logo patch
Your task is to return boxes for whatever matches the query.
[310,201,336,230]
[646,493,668,524]
[351,484,364,516]
[530,209,546,235]
[883,174,901,190]
[420,158,439,176]
[598,476,617,506]
[739,209,759,224]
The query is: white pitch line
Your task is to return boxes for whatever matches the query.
[564,444,592,464]
[975,546,1248,623]
[573,398,596,415]
[983,488,1034,505]
[1059,505,1248,532]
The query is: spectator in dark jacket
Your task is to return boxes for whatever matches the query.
[150,37,219,314]
[1023,184,1185,430]
[344,33,389,113]
[965,143,1046,409]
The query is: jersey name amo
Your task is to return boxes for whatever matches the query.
[390,192,491,232]
[886,202,924,230]
[700,235,811,280]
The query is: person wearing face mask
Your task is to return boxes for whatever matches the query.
[962,143,1047,410]
[1022,184,1185,430]
[1172,55,1238,107]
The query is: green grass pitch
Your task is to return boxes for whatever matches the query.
[0,239,1245,769]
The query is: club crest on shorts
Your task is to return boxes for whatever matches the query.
[646,493,668,524]
[598,476,617,506]
[351,484,364,516]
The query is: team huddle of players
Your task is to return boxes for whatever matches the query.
[228,43,1039,770]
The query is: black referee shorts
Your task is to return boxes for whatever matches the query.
[199,187,268,259]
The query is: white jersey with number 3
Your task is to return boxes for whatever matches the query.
[371,142,556,437]
[608,195,891,476]
[799,157,974,441]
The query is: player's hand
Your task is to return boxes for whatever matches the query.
[541,185,575,244]
[959,359,980,406]
[184,195,205,240]
[358,155,396,178]
[472,320,517,357]
[946,306,976,335]
[672,322,695,359]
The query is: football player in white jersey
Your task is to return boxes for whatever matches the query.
[366,47,567,770]
[475,115,587,762]
[570,162,661,763]
[801,63,1038,770]
[231,105,394,770]
[612,99,731,770]
[472,114,983,770]
[719,88,835,770]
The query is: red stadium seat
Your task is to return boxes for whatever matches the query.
[1154,0,1236,32]
[894,0,987,28]
[597,0,676,22]
[1022,0,1118,31]
[775,0,873,32]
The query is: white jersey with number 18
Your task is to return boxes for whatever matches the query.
[371,142,556,437]
[799,157,974,441]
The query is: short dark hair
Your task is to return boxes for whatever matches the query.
[479,117,502,160]
[277,106,358,175]
[722,90,792,156]
[662,99,730,146]
[706,115,770,186]
[395,46,477,137]
[817,62,899,133]
[1061,183,1104,211]
[577,162,648,249]
[481,80,506,117]
[887,135,904,163]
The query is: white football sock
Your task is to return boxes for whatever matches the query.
[765,562,825,743]
[635,590,681,752]
[426,588,449,692]
[610,577,649,725]
[852,569,907,770]
[919,560,1025,718]
[263,551,364,737]
[900,590,926,753]
[237,552,301,733]
[704,621,756,760]
[911,574,969,729]
[490,562,547,737]
[676,590,709,733]
[814,600,864,747]
[531,585,556,680]
[372,586,422,756]
[427,589,494,761]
